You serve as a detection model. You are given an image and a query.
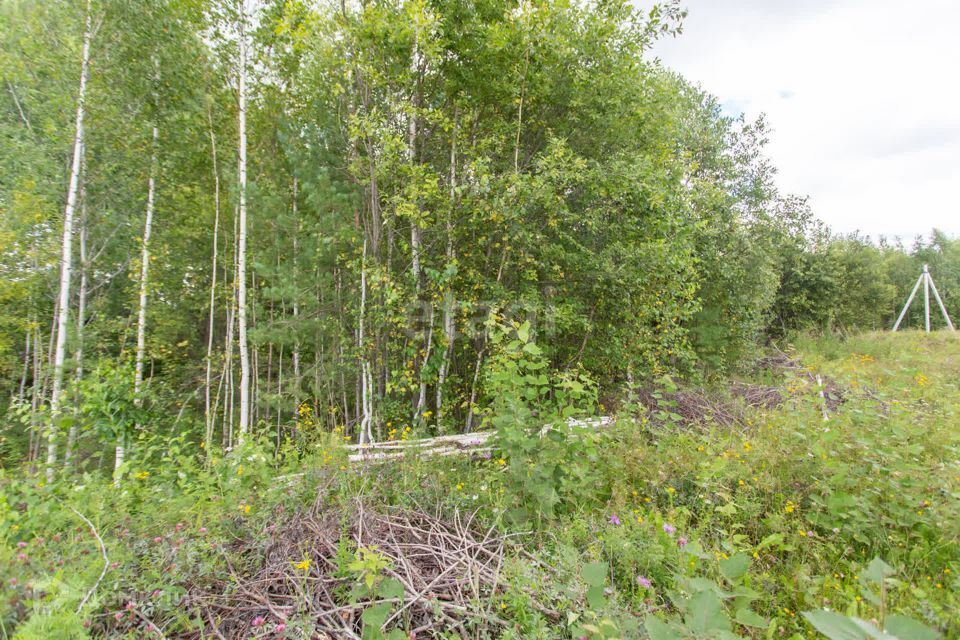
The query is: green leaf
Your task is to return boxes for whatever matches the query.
[361,603,392,631]
[582,562,607,587]
[686,589,730,634]
[645,615,683,640]
[735,607,767,628]
[586,584,606,610]
[719,553,750,582]
[378,578,404,600]
[861,557,894,585]
[884,615,939,640]
[803,610,869,640]
[516,320,530,342]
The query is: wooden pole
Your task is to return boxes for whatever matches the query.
[923,264,931,333]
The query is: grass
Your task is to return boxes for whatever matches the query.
[1,330,958,638]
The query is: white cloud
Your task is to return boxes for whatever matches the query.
[649,0,960,240]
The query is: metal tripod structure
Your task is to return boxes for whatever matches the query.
[892,264,955,332]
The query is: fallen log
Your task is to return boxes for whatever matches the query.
[345,416,613,463]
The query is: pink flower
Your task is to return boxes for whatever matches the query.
[275,623,287,633]
[125,602,136,611]
[152,590,162,598]
[198,527,208,534]
[16,553,27,561]
[677,536,688,548]
[110,561,119,569]
[251,616,266,627]
[8,578,17,586]
[608,514,621,526]
[114,612,124,621]
[17,541,27,548]
[636,575,652,588]
[153,536,163,543]
[175,523,184,532]
[662,523,676,535]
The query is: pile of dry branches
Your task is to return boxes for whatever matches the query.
[186,499,510,639]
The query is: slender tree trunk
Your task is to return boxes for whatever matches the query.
[236,0,252,438]
[65,168,88,466]
[291,178,301,407]
[126,121,159,481]
[204,106,221,453]
[29,322,41,465]
[358,241,374,444]
[17,323,31,404]
[408,27,430,422]
[46,0,92,480]
[437,115,457,417]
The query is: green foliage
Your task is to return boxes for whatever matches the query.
[803,557,940,640]
[485,319,600,521]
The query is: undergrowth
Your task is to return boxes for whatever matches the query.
[1,331,958,638]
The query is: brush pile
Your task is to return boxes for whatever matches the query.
[186,499,510,639]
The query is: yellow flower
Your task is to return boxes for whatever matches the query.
[496,458,506,466]
[784,501,796,514]
[135,471,151,480]
[294,558,312,572]
[455,483,464,491]
[237,465,243,476]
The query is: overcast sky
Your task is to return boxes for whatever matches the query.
[649,0,960,241]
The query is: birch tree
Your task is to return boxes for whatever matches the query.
[236,0,252,438]
[46,0,93,480]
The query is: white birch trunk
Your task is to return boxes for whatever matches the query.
[126,122,159,480]
[65,169,88,465]
[358,241,374,444]
[236,0,252,438]
[204,108,220,451]
[436,118,457,415]
[46,0,92,481]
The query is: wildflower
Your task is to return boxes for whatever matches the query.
[294,558,311,572]
[275,623,287,632]
[636,575,653,588]
[125,602,136,611]
[663,523,676,535]
[16,541,27,548]
[784,501,796,514]
[677,536,688,548]
[608,514,621,526]
[17,553,27,561]
[456,483,464,491]
[114,612,124,621]
[199,527,208,534]
[496,458,506,465]
[153,536,163,543]
[135,470,150,480]
[482,451,492,460]
[152,590,162,598]
[252,616,266,627]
